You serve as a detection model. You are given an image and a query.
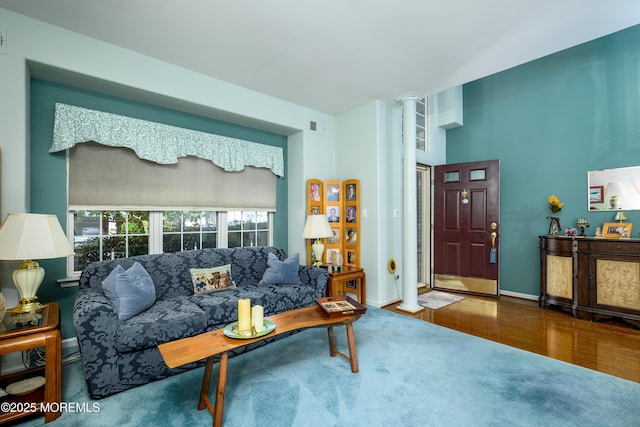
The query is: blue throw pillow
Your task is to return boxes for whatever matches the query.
[102,262,156,321]
[259,252,301,285]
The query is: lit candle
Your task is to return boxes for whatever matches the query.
[238,299,251,333]
[252,305,264,332]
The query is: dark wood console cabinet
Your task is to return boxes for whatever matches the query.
[540,235,640,327]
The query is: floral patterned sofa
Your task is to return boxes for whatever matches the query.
[73,246,328,398]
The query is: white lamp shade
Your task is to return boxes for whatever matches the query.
[0,213,74,260]
[605,182,626,197]
[302,215,333,239]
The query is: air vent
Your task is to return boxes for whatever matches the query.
[310,121,317,132]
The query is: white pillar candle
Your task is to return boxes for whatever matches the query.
[238,299,251,333]
[252,305,264,332]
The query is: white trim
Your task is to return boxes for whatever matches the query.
[499,290,539,301]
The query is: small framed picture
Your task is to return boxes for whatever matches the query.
[310,206,319,215]
[346,183,357,201]
[603,222,633,239]
[326,248,341,265]
[326,206,340,223]
[589,186,604,204]
[326,184,340,202]
[346,228,357,245]
[309,183,321,202]
[327,227,340,244]
[346,206,357,223]
[346,250,357,266]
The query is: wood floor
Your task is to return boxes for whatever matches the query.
[383,291,640,383]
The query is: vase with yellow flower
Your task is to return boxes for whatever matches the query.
[546,195,564,235]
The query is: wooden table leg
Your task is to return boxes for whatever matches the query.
[44,329,62,423]
[213,352,229,427]
[345,323,359,373]
[199,356,215,411]
[327,327,337,357]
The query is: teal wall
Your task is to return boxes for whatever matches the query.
[30,79,288,338]
[446,24,640,296]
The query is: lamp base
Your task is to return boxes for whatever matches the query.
[11,297,43,314]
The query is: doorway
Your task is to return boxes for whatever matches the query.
[433,160,500,296]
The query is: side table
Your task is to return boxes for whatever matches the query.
[327,267,366,303]
[0,303,61,424]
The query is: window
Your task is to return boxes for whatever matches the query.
[227,211,269,248]
[416,97,427,151]
[72,211,150,272]
[162,211,218,253]
[69,209,271,274]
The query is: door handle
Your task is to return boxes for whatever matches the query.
[490,232,497,248]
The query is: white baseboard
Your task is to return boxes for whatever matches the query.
[499,290,539,301]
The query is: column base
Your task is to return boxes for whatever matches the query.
[396,303,425,314]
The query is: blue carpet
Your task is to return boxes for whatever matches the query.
[15,307,640,426]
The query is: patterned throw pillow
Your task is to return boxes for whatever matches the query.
[259,252,301,285]
[102,262,156,321]
[190,264,236,296]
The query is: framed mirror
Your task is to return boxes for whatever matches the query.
[588,166,640,211]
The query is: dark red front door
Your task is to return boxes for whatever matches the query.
[433,160,500,296]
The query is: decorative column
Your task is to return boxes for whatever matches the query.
[395,93,425,313]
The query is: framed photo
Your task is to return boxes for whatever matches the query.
[326,248,341,265]
[326,184,340,202]
[589,186,604,203]
[327,227,340,244]
[309,183,321,202]
[346,228,357,245]
[346,183,357,201]
[346,205,357,223]
[346,249,357,266]
[309,206,319,215]
[603,222,633,239]
[326,206,340,223]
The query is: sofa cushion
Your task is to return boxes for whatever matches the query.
[190,264,236,296]
[193,282,320,329]
[115,296,208,353]
[259,252,301,286]
[102,262,156,321]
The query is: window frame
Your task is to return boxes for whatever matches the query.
[66,210,273,276]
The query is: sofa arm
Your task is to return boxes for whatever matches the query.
[298,265,329,296]
[73,288,122,397]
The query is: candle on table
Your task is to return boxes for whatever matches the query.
[238,299,251,333]
[252,305,264,332]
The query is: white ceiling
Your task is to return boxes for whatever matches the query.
[2,0,640,115]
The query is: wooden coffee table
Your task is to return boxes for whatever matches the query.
[158,304,365,427]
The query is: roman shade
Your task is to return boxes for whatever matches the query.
[50,103,280,211]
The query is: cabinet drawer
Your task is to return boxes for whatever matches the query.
[587,240,640,256]
[540,236,573,253]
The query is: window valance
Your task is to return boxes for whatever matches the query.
[49,103,284,177]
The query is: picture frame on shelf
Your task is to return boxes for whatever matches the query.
[603,222,633,239]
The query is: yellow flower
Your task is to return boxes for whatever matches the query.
[387,258,397,275]
[547,195,564,214]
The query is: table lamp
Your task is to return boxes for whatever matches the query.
[0,213,74,314]
[614,211,629,223]
[605,182,626,209]
[302,215,333,266]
